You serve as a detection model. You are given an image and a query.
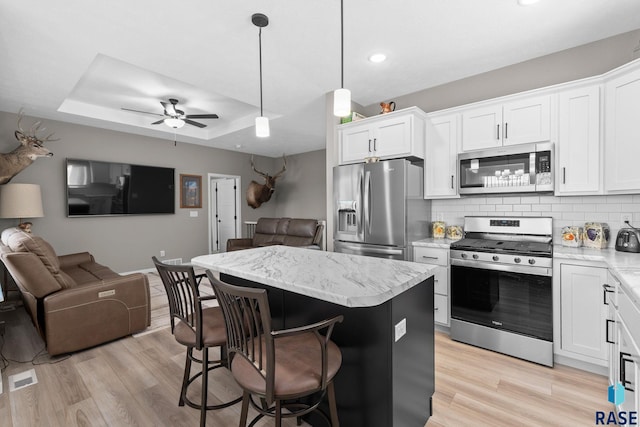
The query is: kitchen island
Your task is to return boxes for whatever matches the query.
[192,245,436,427]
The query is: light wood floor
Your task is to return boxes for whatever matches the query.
[0,275,609,427]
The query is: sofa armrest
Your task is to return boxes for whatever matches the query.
[1,252,62,298]
[43,273,150,355]
[58,252,94,269]
[227,238,254,252]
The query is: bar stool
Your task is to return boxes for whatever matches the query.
[207,271,343,427]
[152,257,241,426]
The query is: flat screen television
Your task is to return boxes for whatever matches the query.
[66,158,175,216]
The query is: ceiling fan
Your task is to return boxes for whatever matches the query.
[122,98,219,129]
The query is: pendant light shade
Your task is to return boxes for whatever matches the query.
[333,0,351,117]
[253,13,270,138]
[255,116,270,137]
[333,88,351,117]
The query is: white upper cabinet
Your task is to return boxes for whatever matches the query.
[338,107,426,165]
[425,114,459,199]
[461,95,551,151]
[604,61,640,193]
[556,84,602,195]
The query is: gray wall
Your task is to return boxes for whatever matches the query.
[362,29,640,115]
[274,149,326,219]
[0,111,326,272]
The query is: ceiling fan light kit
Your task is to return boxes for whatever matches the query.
[164,117,185,129]
[253,13,270,138]
[333,0,351,118]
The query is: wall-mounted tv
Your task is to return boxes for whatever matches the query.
[66,158,175,216]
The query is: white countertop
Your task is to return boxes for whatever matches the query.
[412,238,456,249]
[554,245,640,303]
[192,246,436,308]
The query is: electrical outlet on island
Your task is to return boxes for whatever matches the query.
[160,250,166,257]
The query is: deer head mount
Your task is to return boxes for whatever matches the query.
[246,154,286,209]
[0,110,56,185]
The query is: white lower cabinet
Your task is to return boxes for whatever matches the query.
[612,275,640,414]
[413,246,449,326]
[556,262,608,365]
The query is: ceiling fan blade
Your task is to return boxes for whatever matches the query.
[121,107,164,117]
[184,119,207,128]
[185,114,219,119]
[151,119,165,125]
[161,101,177,116]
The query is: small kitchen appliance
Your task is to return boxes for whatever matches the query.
[615,227,640,253]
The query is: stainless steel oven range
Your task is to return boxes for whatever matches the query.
[449,216,553,367]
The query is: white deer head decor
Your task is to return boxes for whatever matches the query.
[0,110,56,185]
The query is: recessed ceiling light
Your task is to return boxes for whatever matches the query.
[518,0,539,5]
[369,53,386,63]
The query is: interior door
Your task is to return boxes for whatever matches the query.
[210,178,238,252]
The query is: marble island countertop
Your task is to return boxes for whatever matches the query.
[192,246,436,308]
[554,245,640,304]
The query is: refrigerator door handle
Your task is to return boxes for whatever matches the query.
[358,171,364,241]
[364,170,372,235]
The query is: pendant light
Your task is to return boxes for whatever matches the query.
[253,13,270,137]
[333,0,351,117]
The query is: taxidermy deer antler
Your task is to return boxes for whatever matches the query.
[0,109,56,184]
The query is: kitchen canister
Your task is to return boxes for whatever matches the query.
[432,221,446,239]
[446,225,463,241]
[561,226,583,247]
[583,222,610,249]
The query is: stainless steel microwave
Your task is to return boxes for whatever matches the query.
[458,142,554,195]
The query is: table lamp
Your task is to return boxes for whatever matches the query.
[0,183,44,233]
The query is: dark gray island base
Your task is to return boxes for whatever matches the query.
[220,272,434,427]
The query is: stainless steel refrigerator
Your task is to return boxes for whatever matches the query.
[333,159,431,260]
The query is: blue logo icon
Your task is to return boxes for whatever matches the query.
[609,382,625,406]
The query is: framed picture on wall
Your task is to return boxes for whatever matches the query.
[180,174,202,208]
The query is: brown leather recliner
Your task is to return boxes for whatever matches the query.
[226,218,323,252]
[0,228,150,355]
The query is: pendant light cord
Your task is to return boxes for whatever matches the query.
[259,27,264,117]
[340,0,344,89]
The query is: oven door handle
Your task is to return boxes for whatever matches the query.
[451,258,552,277]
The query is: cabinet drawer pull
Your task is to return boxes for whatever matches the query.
[562,167,566,184]
[421,256,439,260]
[434,307,439,311]
[373,138,377,151]
[368,139,372,153]
[603,283,614,305]
[606,319,615,344]
[496,124,500,140]
[620,352,635,392]
[504,122,508,139]
[451,175,454,189]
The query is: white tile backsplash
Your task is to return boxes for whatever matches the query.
[431,193,640,248]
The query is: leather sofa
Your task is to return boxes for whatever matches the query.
[0,227,150,355]
[226,218,323,252]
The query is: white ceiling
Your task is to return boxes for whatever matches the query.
[2,0,640,157]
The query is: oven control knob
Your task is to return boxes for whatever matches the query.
[472,254,479,260]
[528,258,536,265]
[514,257,521,263]
[492,255,499,261]
[460,253,468,259]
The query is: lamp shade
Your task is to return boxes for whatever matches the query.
[0,183,44,219]
[333,88,351,117]
[255,116,270,138]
